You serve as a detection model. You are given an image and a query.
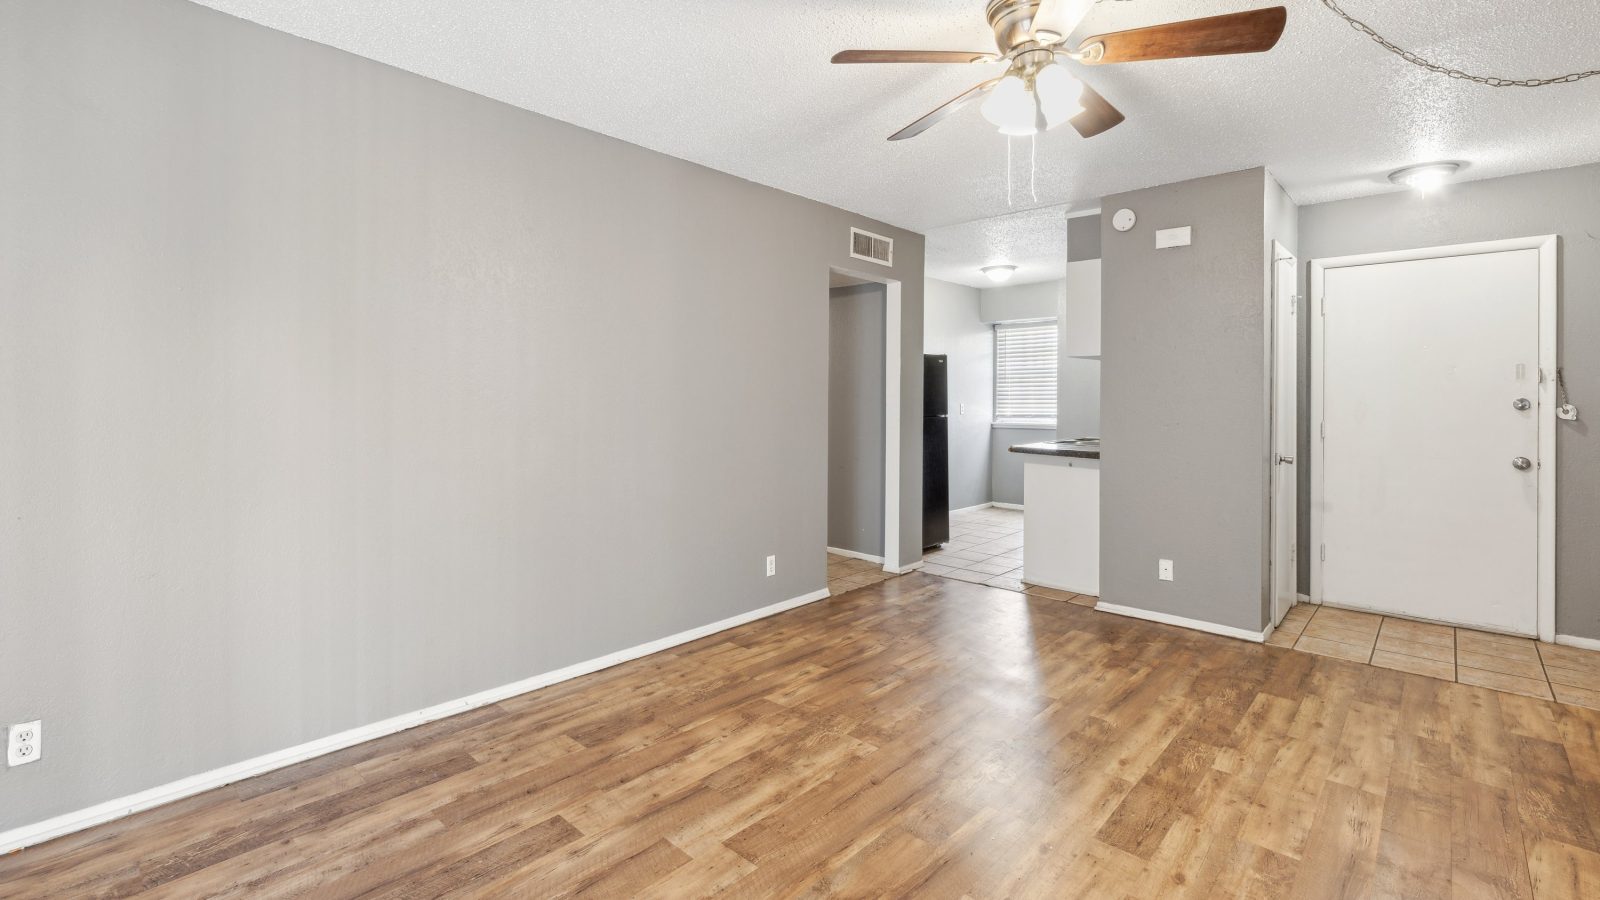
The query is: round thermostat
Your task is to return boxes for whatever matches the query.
[1112,208,1137,232]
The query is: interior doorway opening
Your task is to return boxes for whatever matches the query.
[825,267,904,594]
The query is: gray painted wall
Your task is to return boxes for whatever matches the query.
[1100,168,1272,633]
[990,427,1055,505]
[829,284,886,555]
[979,280,1058,324]
[924,279,993,512]
[0,0,925,832]
[1062,215,1103,439]
[1298,163,1600,639]
[1067,213,1103,263]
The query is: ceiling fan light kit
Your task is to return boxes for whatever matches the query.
[832,1,1288,141]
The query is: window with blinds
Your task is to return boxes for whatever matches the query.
[994,321,1058,425]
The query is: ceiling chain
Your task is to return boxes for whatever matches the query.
[1320,0,1600,87]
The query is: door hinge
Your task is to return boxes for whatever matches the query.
[1319,296,1326,317]
[1320,544,1326,562]
[1320,422,1326,440]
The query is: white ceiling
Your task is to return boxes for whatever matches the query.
[926,204,1079,287]
[193,0,1600,279]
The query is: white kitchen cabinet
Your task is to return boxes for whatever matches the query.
[1021,455,1100,596]
[1061,259,1101,359]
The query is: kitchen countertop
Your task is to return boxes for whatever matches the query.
[1009,441,1101,460]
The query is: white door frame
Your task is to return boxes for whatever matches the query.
[1309,235,1558,641]
[829,266,905,574]
[1269,241,1298,627]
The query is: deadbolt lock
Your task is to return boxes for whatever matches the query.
[1512,398,1532,411]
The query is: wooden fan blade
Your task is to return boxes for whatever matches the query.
[833,50,995,64]
[1076,6,1287,65]
[889,78,1002,141]
[1070,82,1125,138]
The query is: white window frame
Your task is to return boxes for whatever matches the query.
[992,318,1058,429]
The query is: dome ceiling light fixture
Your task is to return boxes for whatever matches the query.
[1389,162,1463,196]
[982,264,1019,283]
[831,0,1289,142]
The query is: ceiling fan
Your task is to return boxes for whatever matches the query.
[832,0,1288,141]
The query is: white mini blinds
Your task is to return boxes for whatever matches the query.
[994,321,1058,424]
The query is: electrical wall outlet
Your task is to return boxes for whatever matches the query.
[1158,559,1174,582]
[8,720,41,767]
[765,555,776,577]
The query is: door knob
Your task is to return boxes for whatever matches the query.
[1512,457,1532,471]
[1512,398,1531,411]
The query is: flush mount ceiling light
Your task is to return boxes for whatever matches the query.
[1390,162,1462,194]
[982,265,1018,283]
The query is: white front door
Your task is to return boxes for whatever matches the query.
[1318,248,1541,635]
[1270,247,1298,625]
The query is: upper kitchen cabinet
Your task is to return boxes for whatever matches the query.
[1061,259,1101,359]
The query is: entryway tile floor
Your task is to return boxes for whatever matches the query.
[1272,602,1600,709]
[851,506,1599,711]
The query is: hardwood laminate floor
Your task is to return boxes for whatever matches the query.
[6,574,1600,898]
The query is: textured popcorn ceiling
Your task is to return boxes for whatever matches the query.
[192,0,1600,276]
[926,204,1078,287]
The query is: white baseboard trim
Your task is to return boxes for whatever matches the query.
[0,587,832,856]
[1019,574,1096,596]
[1095,602,1270,644]
[886,560,924,575]
[991,502,1024,511]
[1556,634,1600,652]
[825,546,885,565]
[950,502,994,515]
[1297,593,1313,604]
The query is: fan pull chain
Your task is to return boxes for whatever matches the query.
[1005,136,1014,207]
[1030,133,1039,204]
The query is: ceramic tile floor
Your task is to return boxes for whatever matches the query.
[921,507,1099,608]
[1271,602,1600,709]
[919,507,1028,590]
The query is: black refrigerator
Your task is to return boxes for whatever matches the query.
[923,355,949,549]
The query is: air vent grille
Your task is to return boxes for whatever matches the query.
[849,227,894,267]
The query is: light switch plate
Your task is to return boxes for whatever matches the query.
[1155,226,1192,249]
